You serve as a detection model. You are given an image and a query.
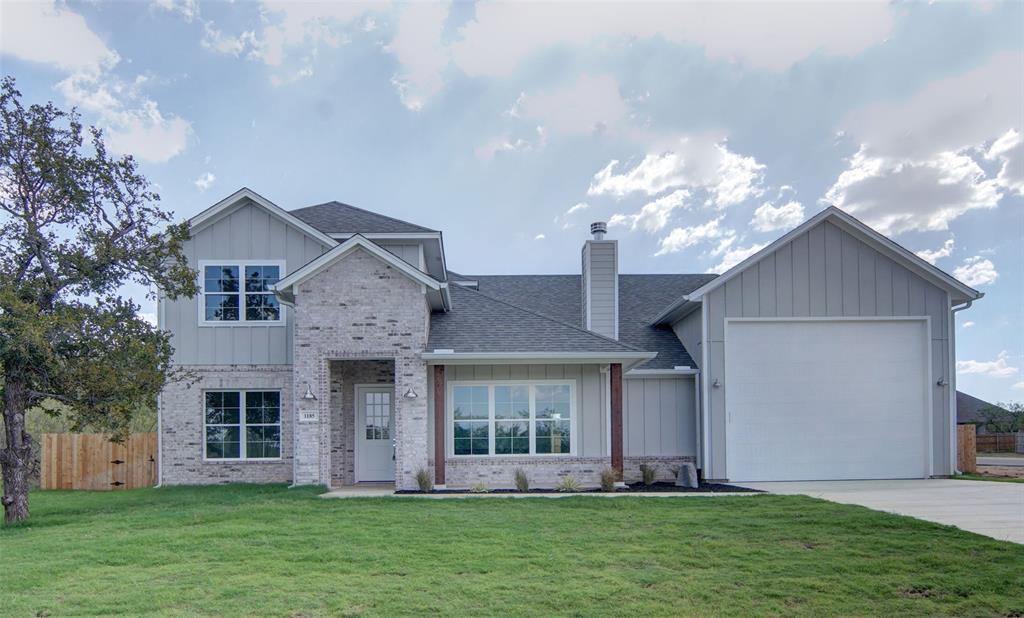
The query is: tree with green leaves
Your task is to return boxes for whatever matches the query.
[0,76,197,523]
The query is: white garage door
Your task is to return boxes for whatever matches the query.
[725,319,930,482]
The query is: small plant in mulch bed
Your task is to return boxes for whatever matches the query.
[469,482,491,493]
[415,468,432,493]
[639,464,658,486]
[555,475,581,492]
[599,468,618,492]
[513,468,529,492]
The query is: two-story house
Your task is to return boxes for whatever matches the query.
[157,187,982,490]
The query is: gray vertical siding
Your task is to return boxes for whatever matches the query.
[702,220,953,478]
[672,308,703,370]
[428,364,607,457]
[582,240,618,339]
[163,199,332,365]
[623,376,696,457]
[376,242,423,269]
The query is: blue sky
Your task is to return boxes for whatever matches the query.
[1,1,1021,404]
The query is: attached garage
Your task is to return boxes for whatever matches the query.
[724,318,931,482]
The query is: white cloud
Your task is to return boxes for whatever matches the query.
[986,129,1024,196]
[534,234,545,241]
[255,2,381,67]
[152,0,199,22]
[957,351,1019,378]
[57,73,192,163]
[194,172,216,192]
[840,51,1021,160]
[202,22,260,57]
[0,1,120,73]
[139,311,159,327]
[824,148,1001,235]
[827,52,1021,234]
[961,321,975,328]
[474,126,546,160]
[750,200,804,232]
[953,256,999,287]
[916,238,955,265]
[1013,381,1024,391]
[609,189,691,234]
[654,217,731,256]
[712,242,768,274]
[450,3,893,76]
[588,133,765,209]
[566,202,590,215]
[516,74,628,135]
[386,2,451,111]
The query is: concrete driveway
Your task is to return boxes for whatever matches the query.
[737,479,1024,544]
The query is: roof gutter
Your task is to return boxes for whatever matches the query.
[421,351,657,371]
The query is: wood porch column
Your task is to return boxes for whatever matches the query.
[433,365,445,486]
[610,363,623,480]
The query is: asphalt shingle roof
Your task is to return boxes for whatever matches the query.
[428,284,644,355]
[436,272,718,368]
[290,201,436,234]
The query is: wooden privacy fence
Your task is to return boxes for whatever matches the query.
[956,424,976,474]
[41,433,157,490]
[975,432,1018,453]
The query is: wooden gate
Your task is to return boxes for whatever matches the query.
[957,424,977,474]
[40,433,157,490]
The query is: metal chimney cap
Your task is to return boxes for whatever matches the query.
[590,221,607,239]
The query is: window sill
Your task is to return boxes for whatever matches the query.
[198,322,286,328]
[202,458,284,464]
[448,453,578,460]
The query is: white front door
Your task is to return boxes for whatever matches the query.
[355,385,396,482]
[724,319,930,482]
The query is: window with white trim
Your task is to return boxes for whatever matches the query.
[451,382,573,456]
[204,390,281,460]
[201,262,283,323]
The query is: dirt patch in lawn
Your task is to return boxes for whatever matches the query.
[974,465,1024,479]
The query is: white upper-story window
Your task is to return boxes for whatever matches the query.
[449,381,575,457]
[199,260,285,325]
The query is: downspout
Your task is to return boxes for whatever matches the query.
[155,289,165,488]
[949,298,975,475]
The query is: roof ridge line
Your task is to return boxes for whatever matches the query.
[293,200,437,233]
[451,284,646,353]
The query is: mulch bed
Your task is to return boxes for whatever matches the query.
[395,481,760,495]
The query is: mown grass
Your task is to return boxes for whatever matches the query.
[2,485,1023,616]
[959,473,1024,484]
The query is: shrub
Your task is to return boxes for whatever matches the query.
[513,468,530,492]
[640,463,658,486]
[599,468,617,492]
[415,468,432,493]
[470,482,491,493]
[555,475,581,493]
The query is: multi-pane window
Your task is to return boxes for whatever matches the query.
[201,262,282,323]
[205,391,281,460]
[364,392,391,441]
[451,383,573,457]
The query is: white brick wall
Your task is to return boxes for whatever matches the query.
[159,365,293,485]
[291,247,430,489]
[329,359,394,486]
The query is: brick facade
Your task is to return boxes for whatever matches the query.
[328,359,395,486]
[291,247,430,490]
[159,365,293,485]
[443,455,695,489]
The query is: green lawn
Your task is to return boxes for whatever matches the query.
[958,473,1024,484]
[2,486,1023,617]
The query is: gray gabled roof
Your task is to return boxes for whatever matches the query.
[957,390,1010,425]
[428,284,645,355]
[440,273,716,368]
[290,201,436,234]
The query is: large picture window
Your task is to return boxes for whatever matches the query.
[200,261,283,324]
[451,382,574,456]
[204,390,281,460]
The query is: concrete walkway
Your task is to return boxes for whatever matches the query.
[979,456,1024,467]
[737,479,1024,544]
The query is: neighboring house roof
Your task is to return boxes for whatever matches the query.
[441,273,715,369]
[274,235,451,310]
[957,390,1010,426]
[290,201,437,234]
[653,206,984,324]
[427,284,652,366]
[189,187,338,248]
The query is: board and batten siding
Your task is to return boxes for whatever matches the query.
[163,199,332,365]
[427,364,608,457]
[582,240,618,339]
[672,308,703,371]
[375,242,424,270]
[623,376,697,458]
[698,220,954,479]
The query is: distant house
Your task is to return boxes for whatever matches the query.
[155,188,983,488]
[957,391,1010,434]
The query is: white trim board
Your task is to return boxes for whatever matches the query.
[189,187,337,248]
